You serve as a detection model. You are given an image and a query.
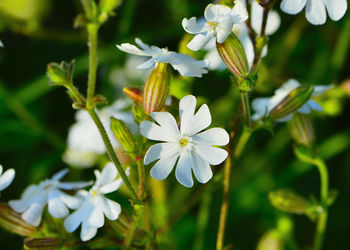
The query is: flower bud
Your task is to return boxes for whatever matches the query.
[257,230,284,250]
[269,85,314,120]
[269,189,310,214]
[24,237,61,249]
[110,117,136,153]
[47,60,75,85]
[123,87,143,104]
[0,203,37,236]
[143,63,170,114]
[287,113,315,147]
[216,33,249,78]
[132,103,146,124]
[98,0,121,22]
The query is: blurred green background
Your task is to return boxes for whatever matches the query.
[0,0,349,249]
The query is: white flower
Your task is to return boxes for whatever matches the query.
[252,79,332,122]
[0,39,3,47]
[116,38,209,77]
[140,95,229,188]
[0,165,15,196]
[280,0,348,25]
[64,99,137,168]
[182,2,248,51]
[64,163,125,241]
[205,1,280,70]
[9,169,91,226]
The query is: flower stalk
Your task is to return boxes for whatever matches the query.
[86,23,99,109]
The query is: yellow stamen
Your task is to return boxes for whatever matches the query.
[179,138,189,147]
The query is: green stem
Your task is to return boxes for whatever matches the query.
[240,91,252,127]
[313,158,329,250]
[136,158,146,199]
[87,109,141,204]
[124,205,144,249]
[86,23,99,108]
[234,126,253,159]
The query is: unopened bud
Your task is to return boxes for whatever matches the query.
[0,203,37,236]
[287,113,315,147]
[269,189,310,214]
[99,0,121,22]
[257,230,284,250]
[132,103,146,124]
[123,87,143,104]
[110,117,136,153]
[47,60,75,85]
[24,237,61,249]
[216,33,249,79]
[270,85,314,120]
[143,63,170,114]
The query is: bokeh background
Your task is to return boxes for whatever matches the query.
[0,0,349,249]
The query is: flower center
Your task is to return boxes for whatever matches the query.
[179,138,189,147]
[207,21,217,28]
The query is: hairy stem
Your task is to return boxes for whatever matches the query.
[240,91,252,127]
[86,23,99,107]
[87,109,141,204]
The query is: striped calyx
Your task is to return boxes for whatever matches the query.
[287,113,315,147]
[270,85,314,120]
[143,63,170,114]
[123,87,143,104]
[110,117,136,153]
[216,33,249,78]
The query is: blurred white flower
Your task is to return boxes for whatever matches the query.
[280,0,347,25]
[117,38,209,77]
[205,1,281,71]
[0,165,15,196]
[140,95,229,188]
[182,2,248,51]
[252,79,332,122]
[64,162,126,241]
[9,169,91,226]
[64,99,138,168]
[0,39,3,47]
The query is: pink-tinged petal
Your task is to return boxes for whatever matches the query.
[191,152,213,184]
[144,143,180,165]
[280,0,307,14]
[187,34,212,51]
[140,121,177,142]
[195,145,228,165]
[179,95,197,135]
[81,221,98,242]
[324,0,347,21]
[150,112,180,139]
[182,17,205,34]
[193,128,229,146]
[306,0,327,25]
[175,152,193,188]
[0,168,15,191]
[185,104,212,136]
[150,153,179,181]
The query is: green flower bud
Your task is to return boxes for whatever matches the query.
[0,203,37,236]
[24,237,61,249]
[143,63,170,114]
[98,0,121,22]
[123,87,143,104]
[110,117,136,153]
[257,230,284,250]
[216,33,249,80]
[269,189,311,214]
[270,85,314,120]
[47,60,75,85]
[287,113,315,147]
[132,103,146,124]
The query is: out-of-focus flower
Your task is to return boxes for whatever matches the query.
[252,79,332,122]
[64,163,126,241]
[140,95,229,188]
[280,0,347,25]
[63,99,138,168]
[0,40,3,47]
[205,1,280,70]
[0,165,15,196]
[117,38,208,77]
[182,2,248,51]
[9,169,91,226]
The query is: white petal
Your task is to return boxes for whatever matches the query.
[100,178,123,194]
[216,18,233,43]
[81,221,98,241]
[191,152,213,184]
[205,4,231,22]
[116,43,148,56]
[170,52,209,77]
[88,199,105,228]
[280,0,307,14]
[182,17,205,34]
[297,103,311,114]
[277,113,294,122]
[21,201,46,226]
[58,181,92,190]
[48,190,69,218]
[184,104,212,136]
[252,98,270,120]
[324,0,347,21]
[175,152,194,188]
[150,112,180,139]
[140,121,177,142]
[205,49,226,71]
[307,99,324,112]
[0,168,15,191]
[0,40,3,47]
[101,197,121,221]
[266,10,281,35]
[193,128,229,146]
[61,192,83,209]
[187,34,212,51]
[9,192,45,213]
[237,29,255,68]
[179,95,197,135]
[144,143,180,165]
[306,0,327,25]
[195,145,228,165]
[51,169,68,181]
[230,0,249,23]
[0,165,2,175]
[95,162,117,188]
[251,2,280,35]
[136,58,156,69]
[64,201,91,233]
[150,153,179,181]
